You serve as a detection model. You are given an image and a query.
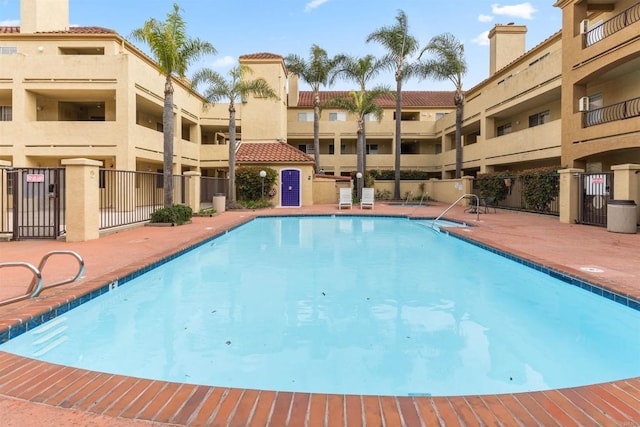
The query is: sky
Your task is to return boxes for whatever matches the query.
[1,0,562,91]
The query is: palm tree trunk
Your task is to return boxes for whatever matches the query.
[455,99,463,179]
[163,75,175,208]
[362,125,367,176]
[356,119,365,200]
[228,104,237,203]
[394,78,402,199]
[313,101,320,173]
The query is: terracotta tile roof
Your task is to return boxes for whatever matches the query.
[297,91,456,108]
[239,52,283,60]
[0,26,116,34]
[0,26,19,34]
[236,142,315,163]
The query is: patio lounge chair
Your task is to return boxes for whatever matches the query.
[480,196,497,213]
[360,187,375,210]
[338,187,352,209]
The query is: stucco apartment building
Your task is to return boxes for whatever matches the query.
[1,0,638,221]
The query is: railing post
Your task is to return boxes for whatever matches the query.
[558,168,584,224]
[612,164,640,224]
[183,171,201,214]
[0,160,10,234]
[61,158,102,242]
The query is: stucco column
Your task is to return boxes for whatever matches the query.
[612,164,640,223]
[558,168,583,224]
[0,160,11,232]
[61,158,102,242]
[183,171,201,213]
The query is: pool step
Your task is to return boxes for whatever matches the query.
[30,316,69,357]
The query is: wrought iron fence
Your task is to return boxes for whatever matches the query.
[578,172,614,227]
[583,2,640,47]
[474,174,560,216]
[200,176,229,208]
[99,170,188,230]
[583,96,640,127]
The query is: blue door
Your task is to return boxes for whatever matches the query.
[281,169,301,207]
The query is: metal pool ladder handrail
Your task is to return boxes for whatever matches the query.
[0,250,85,306]
[431,194,479,228]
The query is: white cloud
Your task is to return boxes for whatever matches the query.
[491,3,538,20]
[305,0,330,12]
[0,19,19,26]
[212,55,236,68]
[478,14,494,23]
[471,31,491,46]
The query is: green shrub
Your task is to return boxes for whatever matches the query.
[236,167,278,201]
[237,199,272,209]
[150,204,193,225]
[475,171,513,202]
[521,167,560,212]
[368,169,430,180]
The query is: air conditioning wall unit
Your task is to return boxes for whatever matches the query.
[580,19,590,34]
[579,96,590,112]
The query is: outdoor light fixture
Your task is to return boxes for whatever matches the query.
[259,170,266,200]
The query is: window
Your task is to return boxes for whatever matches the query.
[298,144,314,154]
[330,144,347,154]
[297,112,313,122]
[59,47,105,55]
[366,144,378,155]
[0,106,12,121]
[364,113,378,122]
[0,47,17,55]
[435,112,446,120]
[435,143,442,154]
[529,110,550,127]
[328,112,346,121]
[394,111,420,121]
[584,93,604,127]
[497,123,512,136]
[99,170,106,189]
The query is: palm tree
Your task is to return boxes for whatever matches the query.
[367,10,419,200]
[191,65,278,204]
[285,45,342,173]
[419,33,467,178]
[324,87,391,199]
[130,3,216,208]
[331,54,386,173]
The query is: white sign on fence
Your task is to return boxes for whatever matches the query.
[26,173,45,183]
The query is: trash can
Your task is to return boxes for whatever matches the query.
[212,194,226,214]
[607,200,637,234]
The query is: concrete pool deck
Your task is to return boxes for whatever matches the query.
[1,202,639,426]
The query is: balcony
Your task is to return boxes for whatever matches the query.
[583,2,640,48]
[583,96,640,127]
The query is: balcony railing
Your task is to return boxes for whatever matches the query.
[583,2,640,47]
[583,96,640,127]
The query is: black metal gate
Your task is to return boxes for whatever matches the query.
[578,172,614,226]
[8,168,66,240]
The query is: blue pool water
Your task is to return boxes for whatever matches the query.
[2,216,639,396]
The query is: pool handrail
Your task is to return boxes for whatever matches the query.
[0,262,42,306]
[431,194,479,228]
[0,250,85,306]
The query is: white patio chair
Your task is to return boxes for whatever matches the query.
[360,187,375,210]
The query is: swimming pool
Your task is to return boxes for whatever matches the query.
[1,216,639,397]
